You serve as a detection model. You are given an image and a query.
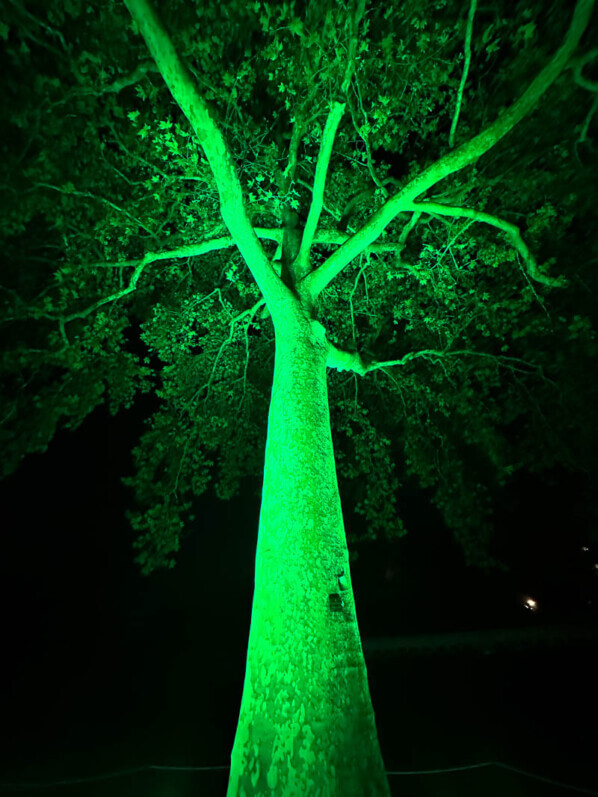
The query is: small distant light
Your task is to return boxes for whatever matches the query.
[593,563,598,572]
[524,597,538,611]
[581,546,589,552]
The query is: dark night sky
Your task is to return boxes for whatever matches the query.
[1,397,597,796]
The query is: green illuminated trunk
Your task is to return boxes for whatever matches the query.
[227,317,390,796]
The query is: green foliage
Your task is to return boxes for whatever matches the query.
[1,0,596,573]
[0,311,152,478]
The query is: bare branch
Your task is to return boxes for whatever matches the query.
[398,211,422,249]
[301,0,594,300]
[280,116,305,195]
[7,0,68,55]
[578,94,598,144]
[327,342,539,378]
[449,0,477,147]
[90,230,281,272]
[570,50,598,150]
[32,182,160,243]
[296,101,346,275]
[50,223,403,337]
[312,230,402,253]
[103,61,159,93]
[408,201,566,287]
[193,298,265,406]
[326,341,370,376]
[348,257,369,347]
[124,0,294,325]
[571,47,598,91]
[45,230,279,335]
[296,177,343,221]
[349,76,391,195]
[367,348,538,375]
[340,0,367,95]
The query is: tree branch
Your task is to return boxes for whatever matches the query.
[32,182,160,243]
[199,298,265,406]
[42,229,281,338]
[124,0,294,326]
[295,176,343,221]
[326,341,370,376]
[340,0,367,95]
[368,348,538,375]
[301,0,594,300]
[407,200,566,287]
[348,74,392,195]
[311,230,404,253]
[279,115,306,195]
[571,47,598,91]
[295,101,346,277]
[275,88,324,197]
[19,216,408,336]
[398,211,422,249]
[578,94,598,145]
[449,0,477,147]
[103,61,159,93]
[327,342,539,378]
[53,224,407,336]
[91,229,281,271]
[569,49,598,150]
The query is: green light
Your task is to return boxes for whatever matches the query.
[227,322,389,795]
[2,0,594,793]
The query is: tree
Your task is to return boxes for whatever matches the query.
[1,0,597,793]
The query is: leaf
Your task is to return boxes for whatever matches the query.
[481,24,494,45]
[518,22,536,43]
[288,18,303,37]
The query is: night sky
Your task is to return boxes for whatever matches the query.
[1,395,596,796]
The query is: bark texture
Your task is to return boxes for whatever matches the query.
[227,317,389,796]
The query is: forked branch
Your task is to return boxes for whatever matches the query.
[301,0,594,301]
[37,230,283,338]
[124,0,293,324]
[327,342,541,379]
[408,201,566,287]
[296,101,346,275]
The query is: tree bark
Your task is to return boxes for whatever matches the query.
[227,316,390,796]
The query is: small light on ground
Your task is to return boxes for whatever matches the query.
[523,597,538,611]
[581,546,589,552]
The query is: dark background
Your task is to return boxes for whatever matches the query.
[0,399,596,796]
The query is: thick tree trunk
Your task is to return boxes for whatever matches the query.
[227,317,390,796]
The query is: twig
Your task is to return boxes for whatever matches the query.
[409,200,566,287]
[449,0,477,147]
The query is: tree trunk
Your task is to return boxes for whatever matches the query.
[227,316,390,796]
